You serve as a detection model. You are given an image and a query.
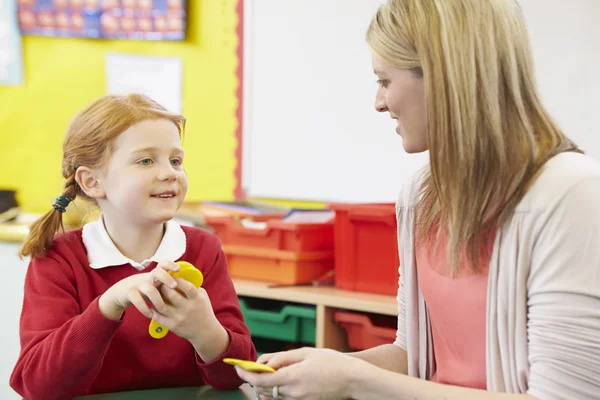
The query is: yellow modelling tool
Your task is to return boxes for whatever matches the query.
[149,261,204,339]
[223,358,276,373]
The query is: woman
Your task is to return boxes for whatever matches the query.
[237,0,600,399]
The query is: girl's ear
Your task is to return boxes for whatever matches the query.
[75,166,105,199]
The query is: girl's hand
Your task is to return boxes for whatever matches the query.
[151,278,230,361]
[98,260,180,321]
[151,277,218,340]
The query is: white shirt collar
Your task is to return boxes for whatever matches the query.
[82,216,186,271]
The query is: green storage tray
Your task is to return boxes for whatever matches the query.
[239,297,316,345]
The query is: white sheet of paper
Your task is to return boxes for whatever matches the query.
[0,0,24,86]
[282,210,335,224]
[105,53,183,113]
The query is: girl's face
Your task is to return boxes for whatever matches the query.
[93,118,188,228]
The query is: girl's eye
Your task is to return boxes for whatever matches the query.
[171,158,182,167]
[138,159,153,166]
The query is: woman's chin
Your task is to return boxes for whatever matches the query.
[402,140,428,154]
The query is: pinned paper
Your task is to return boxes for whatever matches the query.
[106,53,183,113]
[0,0,24,85]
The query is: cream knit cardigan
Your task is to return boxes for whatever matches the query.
[394,152,600,399]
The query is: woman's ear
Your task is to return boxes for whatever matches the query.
[75,166,105,199]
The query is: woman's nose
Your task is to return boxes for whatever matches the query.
[375,101,388,113]
[375,90,388,113]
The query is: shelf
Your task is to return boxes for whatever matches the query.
[234,278,398,350]
[233,278,397,316]
[0,223,29,243]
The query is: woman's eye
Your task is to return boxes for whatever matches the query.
[376,79,389,88]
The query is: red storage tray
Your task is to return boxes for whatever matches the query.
[223,245,333,285]
[328,203,399,296]
[334,311,397,350]
[205,215,334,253]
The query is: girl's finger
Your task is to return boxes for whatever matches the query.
[151,266,177,288]
[159,284,186,308]
[174,277,201,299]
[138,283,171,315]
[155,260,180,273]
[127,288,152,318]
[150,309,171,327]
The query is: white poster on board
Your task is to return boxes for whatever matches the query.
[105,53,183,113]
[0,0,24,86]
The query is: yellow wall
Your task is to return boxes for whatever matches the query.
[0,0,239,213]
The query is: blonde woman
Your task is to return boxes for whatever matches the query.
[236,0,600,399]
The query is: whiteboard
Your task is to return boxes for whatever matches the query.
[242,0,600,202]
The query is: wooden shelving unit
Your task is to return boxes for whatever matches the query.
[233,279,397,350]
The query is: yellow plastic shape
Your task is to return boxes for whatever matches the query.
[222,358,276,373]
[149,261,204,339]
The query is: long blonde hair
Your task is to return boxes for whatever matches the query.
[366,0,581,272]
[20,94,186,259]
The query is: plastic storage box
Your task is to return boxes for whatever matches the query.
[328,203,399,295]
[334,310,397,350]
[239,297,316,345]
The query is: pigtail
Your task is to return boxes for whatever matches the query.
[19,172,79,259]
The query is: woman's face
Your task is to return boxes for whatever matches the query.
[372,53,428,154]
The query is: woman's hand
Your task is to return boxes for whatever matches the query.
[98,260,180,321]
[237,347,364,400]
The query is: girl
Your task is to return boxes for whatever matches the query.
[237,0,600,399]
[10,94,256,400]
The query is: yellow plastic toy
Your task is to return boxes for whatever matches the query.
[223,358,276,373]
[149,261,204,339]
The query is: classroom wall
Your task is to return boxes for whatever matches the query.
[0,0,240,213]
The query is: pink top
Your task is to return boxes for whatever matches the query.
[416,232,495,390]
